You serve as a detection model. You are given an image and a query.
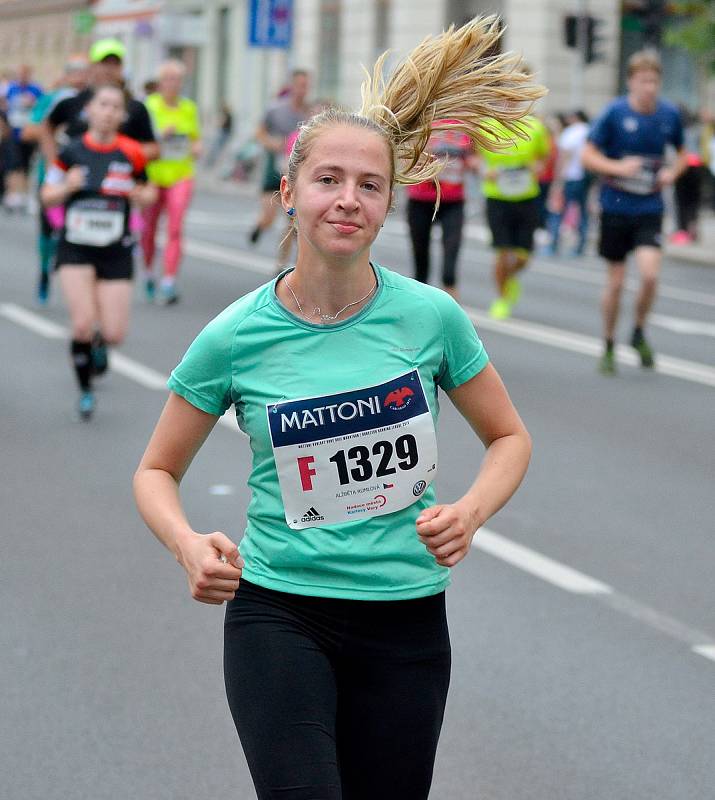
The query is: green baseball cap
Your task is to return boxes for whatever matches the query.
[89,38,126,63]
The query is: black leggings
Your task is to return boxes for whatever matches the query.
[407,198,464,288]
[224,580,451,800]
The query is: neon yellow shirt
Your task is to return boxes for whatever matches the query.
[145,93,200,187]
[478,116,550,202]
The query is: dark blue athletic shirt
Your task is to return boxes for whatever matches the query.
[588,97,683,215]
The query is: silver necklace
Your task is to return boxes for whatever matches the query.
[285,276,377,322]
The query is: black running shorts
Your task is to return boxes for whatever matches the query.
[486,196,540,252]
[55,240,134,280]
[598,212,663,262]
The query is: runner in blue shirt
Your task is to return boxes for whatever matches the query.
[4,65,42,211]
[134,18,542,799]
[583,50,686,374]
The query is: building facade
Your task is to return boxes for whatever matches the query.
[0,0,94,86]
[3,1,711,135]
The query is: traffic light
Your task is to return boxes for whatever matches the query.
[584,16,606,64]
[562,14,607,65]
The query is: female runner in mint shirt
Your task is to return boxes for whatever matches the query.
[134,17,542,800]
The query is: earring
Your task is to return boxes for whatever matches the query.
[286,207,296,217]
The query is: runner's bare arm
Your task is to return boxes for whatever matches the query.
[657,146,688,187]
[39,165,85,206]
[134,393,244,604]
[416,364,531,567]
[130,181,159,209]
[255,123,283,154]
[581,141,642,178]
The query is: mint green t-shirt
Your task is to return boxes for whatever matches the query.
[168,264,489,600]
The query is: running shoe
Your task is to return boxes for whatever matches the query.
[90,334,108,376]
[248,226,261,245]
[631,332,655,368]
[598,348,616,375]
[503,277,522,306]
[158,283,179,305]
[489,297,512,320]
[145,278,156,303]
[78,391,95,420]
[36,274,50,306]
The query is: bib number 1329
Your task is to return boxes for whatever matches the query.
[328,434,418,485]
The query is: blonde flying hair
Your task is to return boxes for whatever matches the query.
[286,16,546,204]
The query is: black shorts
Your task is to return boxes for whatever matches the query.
[598,212,663,262]
[486,196,540,252]
[261,153,282,193]
[55,240,134,280]
[16,140,36,174]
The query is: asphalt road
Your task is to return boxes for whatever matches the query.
[2,189,714,800]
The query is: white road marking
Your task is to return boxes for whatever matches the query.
[474,528,612,595]
[209,484,235,495]
[2,305,714,663]
[650,313,715,337]
[692,645,715,663]
[0,303,65,338]
[110,352,169,390]
[465,308,715,388]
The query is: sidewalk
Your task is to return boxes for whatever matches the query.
[195,173,715,267]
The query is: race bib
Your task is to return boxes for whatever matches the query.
[267,370,439,530]
[610,156,661,196]
[161,134,191,161]
[496,167,532,197]
[65,198,124,247]
[440,156,465,186]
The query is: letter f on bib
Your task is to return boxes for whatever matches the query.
[297,456,317,491]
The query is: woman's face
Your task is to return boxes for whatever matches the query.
[282,125,392,264]
[87,87,125,135]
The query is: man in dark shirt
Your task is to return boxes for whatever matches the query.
[42,38,159,163]
[583,50,686,374]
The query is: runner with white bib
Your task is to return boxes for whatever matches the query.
[477,115,550,319]
[41,85,157,419]
[134,17,539,800]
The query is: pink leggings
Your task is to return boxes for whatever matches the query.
[141,178,194,279]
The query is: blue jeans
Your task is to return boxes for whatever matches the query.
[548,178,589,254]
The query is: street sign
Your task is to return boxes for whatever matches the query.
[248,0,293,49]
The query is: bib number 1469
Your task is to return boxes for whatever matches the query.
[328,434,418,485]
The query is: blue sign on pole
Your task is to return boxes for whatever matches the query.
[249,0,293,49]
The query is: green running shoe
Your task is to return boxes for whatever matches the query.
[631,333,655,368]
[503,276,522,305]
[599,348,616,375]
[489,297,512,320]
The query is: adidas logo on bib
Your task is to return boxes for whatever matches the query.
[301,506,325,523]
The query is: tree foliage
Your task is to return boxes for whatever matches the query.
[665,0,715,73]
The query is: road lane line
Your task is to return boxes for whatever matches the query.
[650,313,715,337]
[474,528,613,594]
[465,309,715,388]
[0,303,65,338]
[110,352,169,391]
[3,300,714,662]
[692,645,715,663]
